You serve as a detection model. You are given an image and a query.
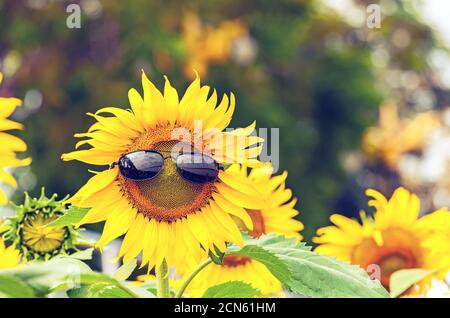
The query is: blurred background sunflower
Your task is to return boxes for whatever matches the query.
[314,187,450,296]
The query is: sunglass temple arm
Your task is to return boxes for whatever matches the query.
[109,161,119,169]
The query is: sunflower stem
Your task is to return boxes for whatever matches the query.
[176,258,213,298]
[156,259,170,298]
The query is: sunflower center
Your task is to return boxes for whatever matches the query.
[377,251,416,288]
[223,255,252,267]
[120,137,214,222]
[21,213,67,254]
[246,210,266,238]
[352,228,420,289]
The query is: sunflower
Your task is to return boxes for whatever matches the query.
[62,72,264,270]
[314,187,450,295]
[362,102,440,169]
[182,12,247,79]
[0,238,22,269]
[175,164,303,297]
[0,72,31,204]
[3,188,78,260]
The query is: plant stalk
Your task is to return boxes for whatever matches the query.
[156,259,170,298]
[176,258,213,298]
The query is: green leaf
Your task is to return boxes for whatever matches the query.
[140,280,158,296]
[65,248,94,260]
[208,244,226,265]
[113,259,137,281]
[0,221,9,234]
[76,272,116,284]
[0,257,92,297]
[389,268,434,298]
[47,206,89,228]
[229,234,390,298]
[0,247,149,298]
[202,281,260,298]
[71,272,154,298]
[125,284,156,298]
[68,283,134,298]
[228,245,291,285]
[0,275,36,298]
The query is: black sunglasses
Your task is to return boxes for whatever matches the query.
[111,150,222,184]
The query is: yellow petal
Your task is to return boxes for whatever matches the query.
[141,218,158,268]
[216,182,265,209]
[163,76,179,126]
[61,149,118,165]
[0,133,27,152]
[218,170,260,196]
[212,192,253,230]
[97,206,137,248]
[119,213,146,262]
[0,119,23,131]
[128,88,147,127]
[0,190,7,205]
[77,195,124,226]
[0,97,22,117]
[0,169,17,188]
[71,168,118,203]
[141,71,166,126]
[95,107,143,132]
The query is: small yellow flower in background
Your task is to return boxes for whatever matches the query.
[314,187,450,295]
[0,238,22,269]
[182,12,247,79]
[62,72,264,271]
[174,164,304,297]
[363,102,440,169]
[0,72,31,205]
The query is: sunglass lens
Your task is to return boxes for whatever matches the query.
[176,153,219,183]
[119,151,163,180]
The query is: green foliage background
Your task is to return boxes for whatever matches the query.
[0,0,439,241]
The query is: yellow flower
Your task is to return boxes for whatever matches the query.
[0,238,22,269]
[230,164,303,240]
[178,164,303,297]
[314,187,450,295]
[182,12,247,79]
[362,102,440,169]
[62,72,264,270]
[0,72,31,204]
